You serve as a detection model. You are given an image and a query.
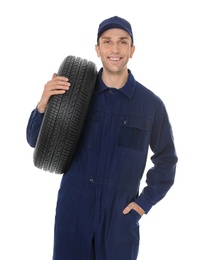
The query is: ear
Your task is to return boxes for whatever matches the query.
[95,44,101,57]
[130,45,135,58]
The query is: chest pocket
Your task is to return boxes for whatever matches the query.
[117,115,151,152]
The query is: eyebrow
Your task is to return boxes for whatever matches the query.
[101,36,129,40]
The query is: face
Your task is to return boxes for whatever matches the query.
[95,28,135,75]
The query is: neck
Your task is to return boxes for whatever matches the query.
[101,69,129,89]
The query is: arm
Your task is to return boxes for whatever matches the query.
[26,73,71,147]
[135,100,178,214]
[124,100,178,217]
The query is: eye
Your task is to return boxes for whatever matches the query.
[104,40,111,44]
[120,40,127,45]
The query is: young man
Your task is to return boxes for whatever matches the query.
[26,16,178,260]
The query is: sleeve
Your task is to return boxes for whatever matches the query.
[135,99,178,214]
[26,107,44,148]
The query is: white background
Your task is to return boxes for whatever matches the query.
[0,0,203,259]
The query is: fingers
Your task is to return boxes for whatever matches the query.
[123,202,134,214]
[123,202,145,216]
[45,75,71,93]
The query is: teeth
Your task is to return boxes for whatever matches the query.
[109,57,120,61]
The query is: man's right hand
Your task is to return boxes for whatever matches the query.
[37,73,71,113]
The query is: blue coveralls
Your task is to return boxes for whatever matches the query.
[26,69,178,260]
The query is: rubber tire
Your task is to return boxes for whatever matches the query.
[33,55,97,174]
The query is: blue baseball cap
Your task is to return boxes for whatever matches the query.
[97,16,133,43]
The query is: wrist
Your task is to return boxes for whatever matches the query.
[134,203,145,216]
[37,102,46,113]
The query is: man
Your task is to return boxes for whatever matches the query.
[26,16,178,260]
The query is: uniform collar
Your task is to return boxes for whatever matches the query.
[94,68,136,100]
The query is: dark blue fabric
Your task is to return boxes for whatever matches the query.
[26,69,178,260]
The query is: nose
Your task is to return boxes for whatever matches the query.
[111,43,119,52]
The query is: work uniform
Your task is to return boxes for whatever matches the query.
[26,69,178,260]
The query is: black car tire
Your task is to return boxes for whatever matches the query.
[33,55,97,174]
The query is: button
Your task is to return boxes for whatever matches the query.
[123,120,128,125]
[109,90,113,94]
[89,178,94,184]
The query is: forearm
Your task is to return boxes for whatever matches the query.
[26,108,44,147]
[135,152,178,214]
